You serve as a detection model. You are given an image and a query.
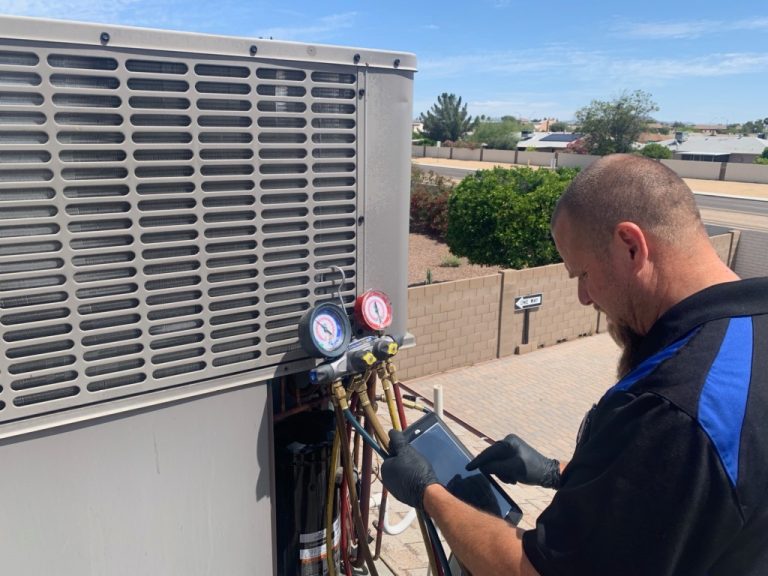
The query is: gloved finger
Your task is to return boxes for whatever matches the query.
[466,441,509,471]
[387,429,408,455]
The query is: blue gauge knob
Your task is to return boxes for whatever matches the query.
[298,302,352,358]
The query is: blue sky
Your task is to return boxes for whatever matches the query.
[1,1,766,124]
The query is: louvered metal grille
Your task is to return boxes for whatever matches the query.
[0,44,359,422]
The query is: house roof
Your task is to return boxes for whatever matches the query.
[518,132,581,149]
[658,135,768,155]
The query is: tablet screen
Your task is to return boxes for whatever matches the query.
[405,413,522,525]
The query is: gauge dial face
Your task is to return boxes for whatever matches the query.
[298,302,351,358]
[357,290,392,331]
[312,310,346,354]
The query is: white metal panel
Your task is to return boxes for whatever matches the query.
[0,383,274,576]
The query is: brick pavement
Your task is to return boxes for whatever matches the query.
[372,332,621,574]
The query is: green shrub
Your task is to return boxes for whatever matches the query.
[639,142,672,159]
[440,254,462,267]
[446,167,578,269]
[410,166,454,241]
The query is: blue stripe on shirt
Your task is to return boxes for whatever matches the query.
[606,329,698,398]
[698,316,753,488]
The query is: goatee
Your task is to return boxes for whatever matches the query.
[606,318,645,379]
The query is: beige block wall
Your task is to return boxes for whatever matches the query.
[396,274,501,381]
[498,264,598,356]
[709,231,740,267]
[397,233,740,379]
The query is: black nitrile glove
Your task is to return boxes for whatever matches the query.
[466,433,561,489]
[381,429,439,508]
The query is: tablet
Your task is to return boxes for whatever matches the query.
[402,411,522,525]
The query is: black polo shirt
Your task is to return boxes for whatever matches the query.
[523,277,768,576]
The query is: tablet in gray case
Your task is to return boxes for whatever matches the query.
[403,411,522,525]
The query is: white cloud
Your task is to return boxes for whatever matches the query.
[423,24,439,30]
[609,53,768,80]
[614,17,768,39]
[255,12,357,42]
[420,46,768,83]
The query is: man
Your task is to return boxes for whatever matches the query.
[382,154,768,575]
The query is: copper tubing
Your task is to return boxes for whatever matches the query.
[375,394,429,414]
[272,397,326,423]
[332,385,379,576]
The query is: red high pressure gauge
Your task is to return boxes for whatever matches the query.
[354,290,393,331]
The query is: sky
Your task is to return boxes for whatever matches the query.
[1,0,766,124]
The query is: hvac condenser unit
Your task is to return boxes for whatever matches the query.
[0,15,414,575]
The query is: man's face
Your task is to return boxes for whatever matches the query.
[552,213,624,324]
[553,213,643,377]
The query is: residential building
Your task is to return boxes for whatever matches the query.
[656,134,768,163]
[517,132,582,152]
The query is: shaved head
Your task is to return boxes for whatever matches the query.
[552,154,704,250]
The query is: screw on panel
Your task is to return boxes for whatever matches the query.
[357,216,365,226]
[353,53,361,64]
[393,58,401,68]
[100,32,110,45]
[250,45,258,56]
[358,89,365,99]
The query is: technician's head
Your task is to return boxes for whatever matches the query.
[551,154,705,333]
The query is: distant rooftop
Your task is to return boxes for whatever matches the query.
[659,134,768,155]
[518,131,582,149]
[540,133,581,143]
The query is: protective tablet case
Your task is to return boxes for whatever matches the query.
[403,412,523,525]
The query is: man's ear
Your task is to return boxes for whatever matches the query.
[614,222,648,269]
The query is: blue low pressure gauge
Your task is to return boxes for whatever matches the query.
[298,302,352,358]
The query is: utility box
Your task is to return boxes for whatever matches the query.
[0,15,414,575]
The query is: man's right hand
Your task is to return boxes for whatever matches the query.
[466,434,561,489]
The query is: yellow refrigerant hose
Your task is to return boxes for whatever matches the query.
[377,364,401,431]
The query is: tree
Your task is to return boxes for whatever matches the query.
[741,119,765,135]
[755,147,768,165]
[446,166,578,269]
[549,121,569,132]
[575,90,659,155]
[639,142,672,159]
[467,116,523,150]
[420,93,475,143]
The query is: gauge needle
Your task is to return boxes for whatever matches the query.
[374,302,382,321]
[321,323,333,337]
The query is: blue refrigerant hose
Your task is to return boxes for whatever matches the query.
[343,408,388,459]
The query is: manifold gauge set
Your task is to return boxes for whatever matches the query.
[298,289,394,359]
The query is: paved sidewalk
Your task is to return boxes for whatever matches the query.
[372,332,621,575]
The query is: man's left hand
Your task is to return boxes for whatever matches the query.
[381,429,439,508]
